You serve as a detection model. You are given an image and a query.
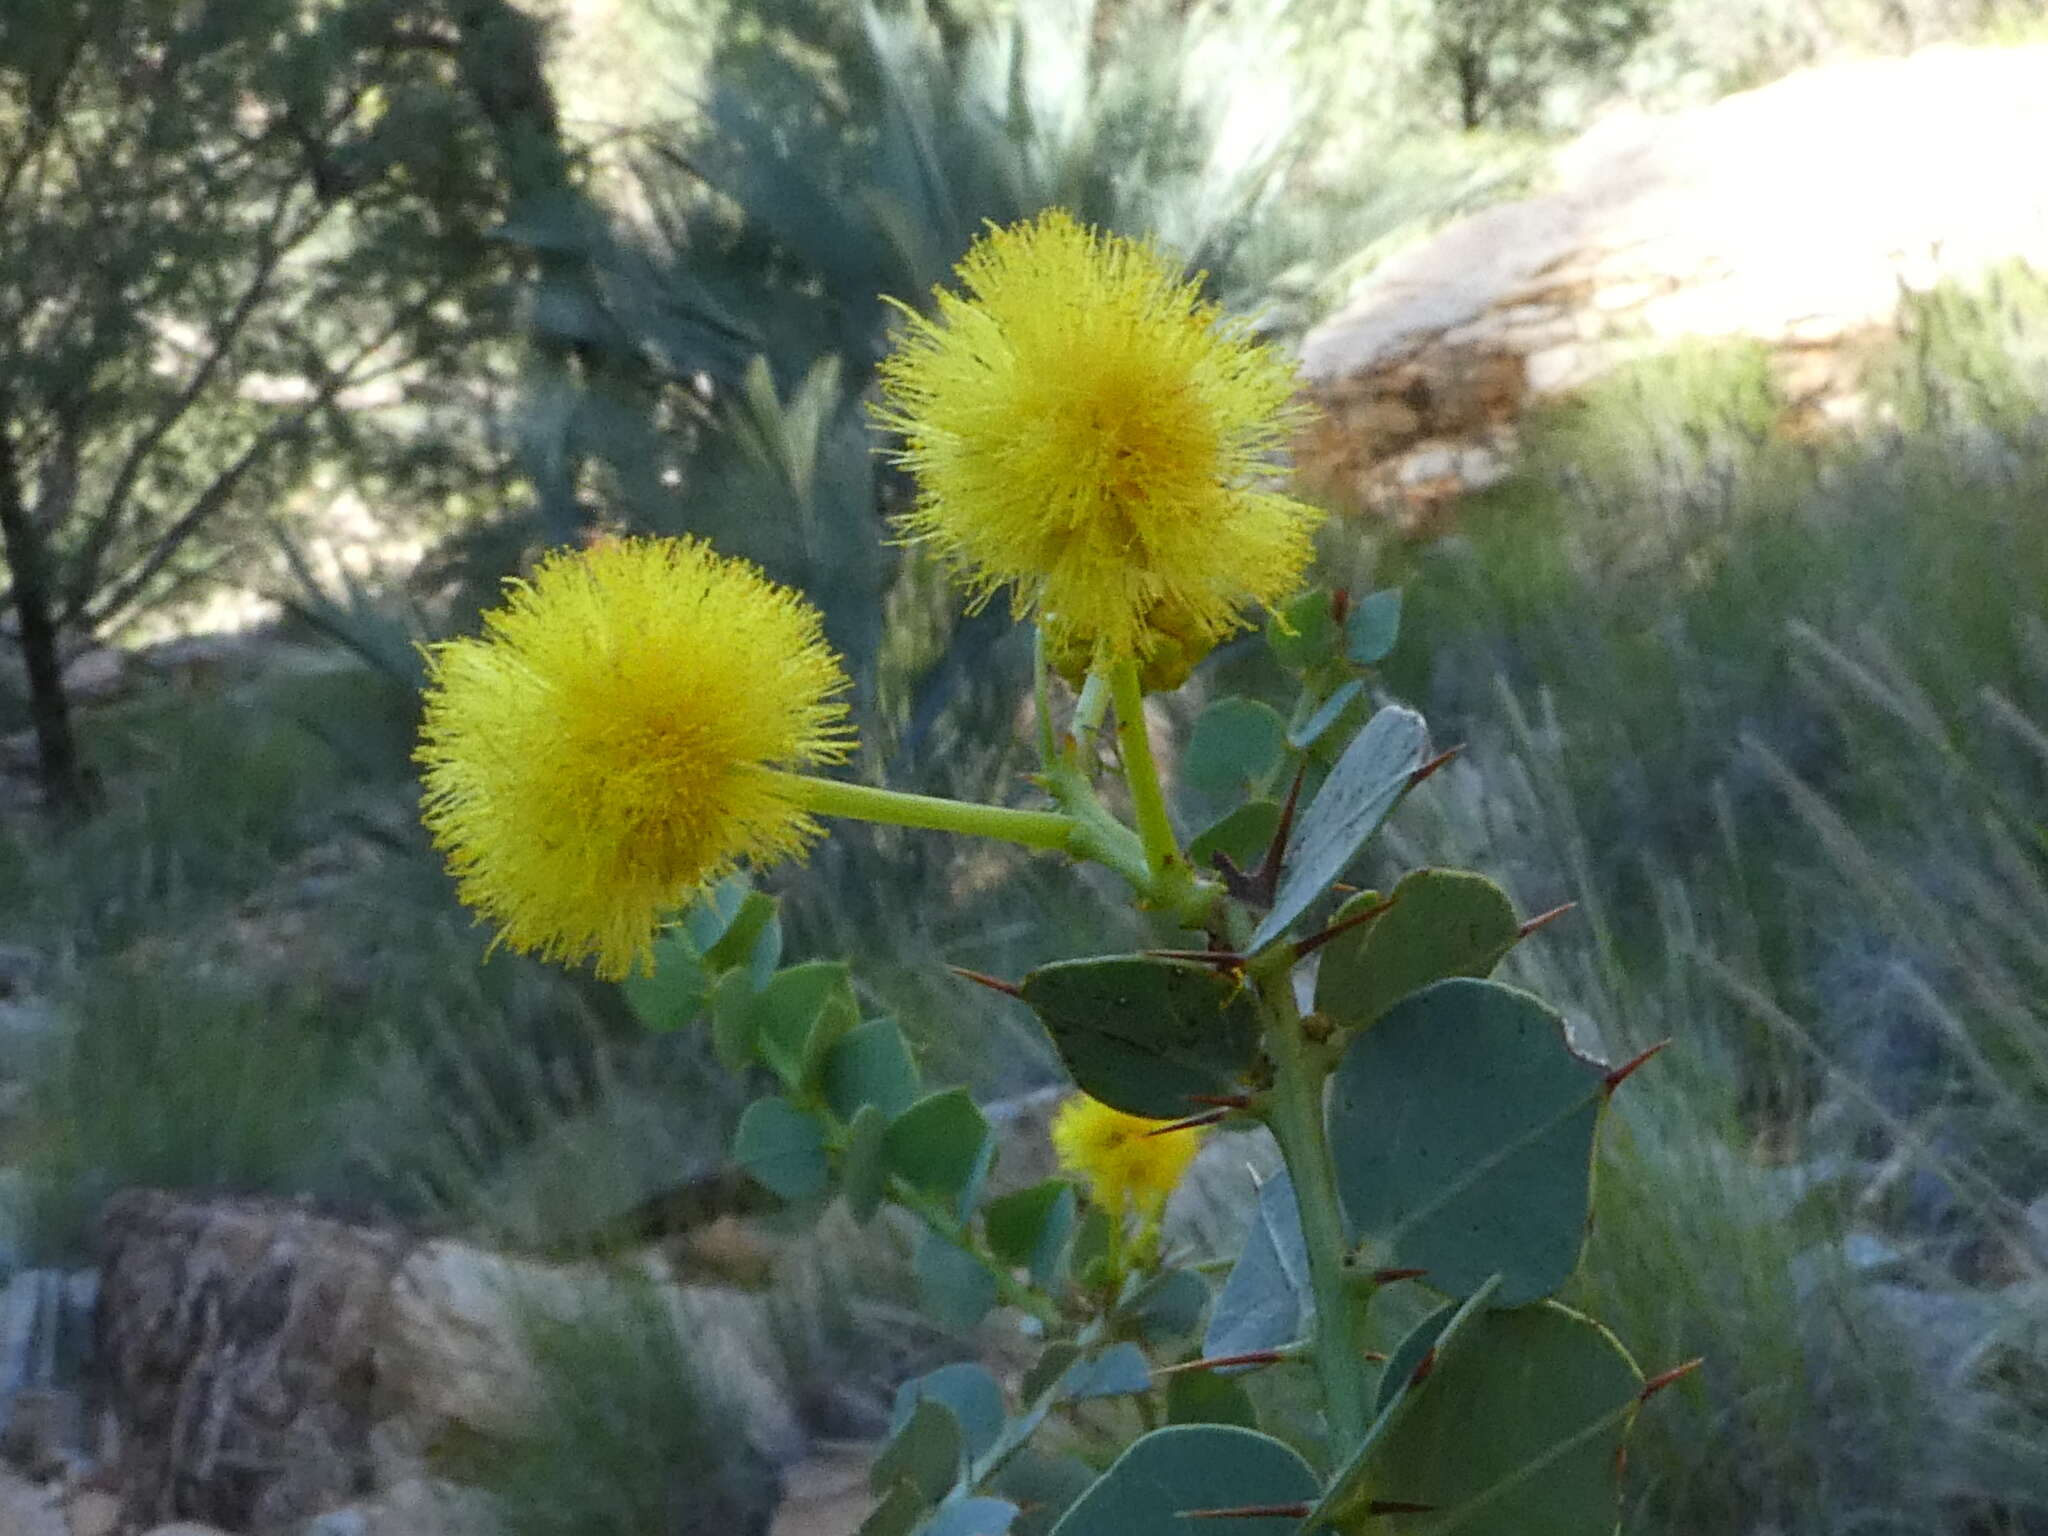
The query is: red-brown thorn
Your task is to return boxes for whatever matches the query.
[949,966,1021,999]
[1516,901,1578,940]
[1639,1356,1705,1401]
[1254,764,1309,906]
[1179,1504,1313,1521]
[1144,948,1246,970]
[1406,744,1464,790]
[1143,1108,1231,1137]
[1291,892,1401,962]
[1152,1350,1287,1378]
[1604,1038,1673,1093]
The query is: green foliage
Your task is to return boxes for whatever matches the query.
[1165,1368,1260,1429]
[1049,1424,1318,1535]
[1424,0,1663,129]
[1351,1302,1643,1534]
[0,0,523,804]
[1313,868,1519,1028]
[498,0,1333,754]
[1253,703,1429,948]
[1183,698,1289,797]
[1346,267,2048,1529]
[984,1180,1079,1287]
[885,1089,996,1217]
[1206,1170,1312,1364]
[456,1279,783,1536]
[733,1095,831,1199]
[21,965,355,1256]
[827,1018,926,1122]
[1329,979,1612,1304]
[1017,955,1263,1119]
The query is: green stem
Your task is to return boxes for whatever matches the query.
[1033,627,1058,772]
[770,770,1076,853]
[1257,973,1370,1450]
[1042,761,1155,894]
[1071,667,1111,766]
[1109,659,1178,877]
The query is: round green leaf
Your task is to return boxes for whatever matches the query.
[1183,697,1288,795]
[1314,868,1519,1029]
[701,888,779,972]
[825,1017,923,1122]
[886,1088,995,1217]
[841,1103,891,1224]
[1345,587,1403,666]
[1048,1425,1318,1536]
[732,1096,829,1201]
[894,1363,1006,1464]
[1165,1369,1259,1431]
[709,968,760,1071]
[619,930,709,1031]
[915,1230,999,1331]
[993,1450,1095,1536]
[984,1179,1078,1288]
[1267,589,1341,672]
[1058,1342,1152,1401]
[1356,1302,1642,1536]
[1329,978,1610,1305]
[748,960,856,1089]
[871,1394,965,1502]
[1018,955,1261,1120]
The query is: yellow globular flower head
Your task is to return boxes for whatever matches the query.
[415,536,854,981]
[875,210,1324,669]
[1051,1093,1207,1221]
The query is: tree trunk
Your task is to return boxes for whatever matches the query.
[0,425,93,815]
[442,0,655,547]
[1456,46,1488,131]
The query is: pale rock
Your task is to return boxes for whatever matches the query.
[57,650,126,703]
[379,1240,805,1465]
[1298,42,2048,518]
[139,1526,237,1536]
[1592,277,1664,312]
[1523,345,1589,396]
[60,1490,115,1536]
[299,1479,496,1536]
[1394,444,1461,487]
[0,1471,65,1536]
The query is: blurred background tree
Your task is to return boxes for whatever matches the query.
[0,0,548,812]
[1423,0,1664,128]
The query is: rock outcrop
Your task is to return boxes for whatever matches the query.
[1296,42,2048,526]
[93,1191,798,1535]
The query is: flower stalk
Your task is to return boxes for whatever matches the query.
[771,770,1076,853]
[1110,659,1179,879]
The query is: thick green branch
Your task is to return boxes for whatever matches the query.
[1258,975,1371,1450]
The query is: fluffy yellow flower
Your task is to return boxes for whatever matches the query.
[1051,1093,1206,1220]
[416,536,853,980]
[876,210,1322,667]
